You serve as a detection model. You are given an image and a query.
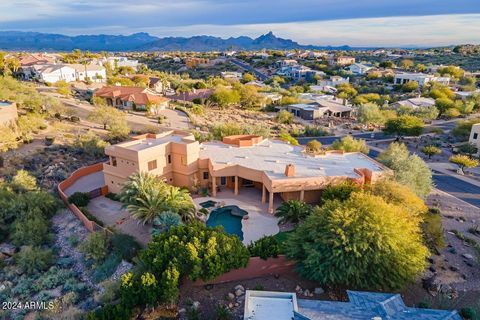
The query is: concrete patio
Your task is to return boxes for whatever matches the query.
[64,171,105,196]
[193,188,280,244]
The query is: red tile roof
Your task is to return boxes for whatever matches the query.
[94,86,169,105]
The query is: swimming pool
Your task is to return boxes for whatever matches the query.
[206,205,248,240]
[199,200,217,208]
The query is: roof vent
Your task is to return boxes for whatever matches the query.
[285,164,295,177]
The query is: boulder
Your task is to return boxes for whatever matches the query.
[227,293,235,301]
[234,285,245,292]
[462,253,474,260]
[314,287,325,295]
[0,243,16,257]
[192,301,200,310]
[235,289,245,297]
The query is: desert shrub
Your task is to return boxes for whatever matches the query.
[68,192,91,207]
[248,235,280,260]
[213,304,232,320]
[97,280,121,304]
[331,135,369,154]
[11,212,51,246]
[111,233,141,262]
[10,169,38,193]
[92,254,122,283]
[80,232,110,263]
[276,110,294,124]
[422,211,446,250]
[15,246,53,274]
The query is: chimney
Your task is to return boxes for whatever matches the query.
[285,164,295,177]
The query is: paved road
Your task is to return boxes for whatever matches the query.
[367,148,480,208]
[230,58,270,81]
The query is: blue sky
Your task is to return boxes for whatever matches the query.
[1,0,480,46]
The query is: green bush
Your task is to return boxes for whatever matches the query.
[320,182,360,203]
[460,307,477,319]
[68,192,91,207]
[248,236,280,260]
[80,232,110,262]
[92,253,122,283]
[11,212,51,246]
[15,246,53,274]
[111,233,141,262]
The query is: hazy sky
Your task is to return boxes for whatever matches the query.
[1,0,480,46]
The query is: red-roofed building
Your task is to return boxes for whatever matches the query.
[94,86,170,114]
[19,54,55,67]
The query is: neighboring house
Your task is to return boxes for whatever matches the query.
[455,90,480,100]
[104,131,388,213]
[149,77,171,94]
[0,101,18,126]
[243,290,462,320]
[99,57,139,70]
[277,65,324,81]
[469,123,480,156]
[277,100,352,120]
[348,63,374,75]
[70,64,106,83]
[26,64,77,83]
[317,76,350,88]
[221,71,243,80]
[167,88,214,102]
[276,59,298,68]
[390,97,436,110]
[184,57,209,68]
[394,72,450,86]
[328,56,355,66]
[19,53,56,67]
[94,86,170,113]
[245,80,267,88]
[259,92,282,105]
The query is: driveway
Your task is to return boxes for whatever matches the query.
[88,196,152,246]
[64,171,105,196]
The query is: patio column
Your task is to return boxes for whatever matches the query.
[234,176,239,195]
[268,191,274,214]
[212,176,217,197]
[261,184,266,203]
[300,189,305,201]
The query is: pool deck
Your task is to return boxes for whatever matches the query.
[193,188,280,244]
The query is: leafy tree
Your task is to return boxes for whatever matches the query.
[331,135,369,154]
[247,235,280,260]
[320,182,361,203]
[400,59,414,70]
[352,93,382,106]
[74,131,109,157]
[0,125,18,154]
[378,142,433,197]
[336,83,357,101]
[15,246,53,274]
[80,231,110,262]
[435,97,455,114]
[275,200,313,224]
[285,192,429,290]
[402,81,419,92]
[357,103,385,126]
[88,105,129,135]
[452,118,480,139]
[421,145,442,159]
[422,210,445,250]
[276,110,294,124]
[238,85,262,109]
[444,108,460,119]
[438,65,465,80]
[210,86,240,109]
[306,139,322,154]
[383,115,424,137]
[379,60,395,68]
[449,155,479,174]
[56,80,71,96]
[242,73,256,82]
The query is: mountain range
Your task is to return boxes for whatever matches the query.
[0,31,360,52]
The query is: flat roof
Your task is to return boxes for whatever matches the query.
[200,139,384,180]
[116,134,187,152]
[244,290,297,320]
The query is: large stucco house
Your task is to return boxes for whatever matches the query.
[103,131,390,213]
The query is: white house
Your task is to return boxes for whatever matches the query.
[29,64,77,83]
[98,57,139,70]
[394,72,450,86]
[349,63,374,75]
[275,59,298,68]
[317,76,350,88]
[71,64,107,83]
[221,71,243,80]
[469,123,480,156]
[390,97,436,110]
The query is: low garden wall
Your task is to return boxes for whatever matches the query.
[57,163,108,232]
[186,255,296,286]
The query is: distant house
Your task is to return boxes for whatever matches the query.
[277,65,324,81]
[184,57,209,68]
[221,71,243,80]
[469,123,480,156]
[19,53,56,67]
[97,57,139,70]
[455,90,480,100]
[328,56,355,66]
[25,64,77,83]
[244,290,461,320]
[277,99,352,120]
[317,76,350,88]
[348,63,374,75]
[390,97,436,110]
[70,64,106,83]
[149,77,171,94]
[276,59,298,68]
[394,72,450,86]
[94,86,170,114]
[245,80,267,88]
[0,101,18,126]
[259,92,282,105]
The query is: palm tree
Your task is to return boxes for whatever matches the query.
[119,172,164,205]
[163,187,195,222]
[275,200,313,224]
[125,188,166,225]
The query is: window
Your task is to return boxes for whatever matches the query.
[203,172,209,180]
[111,156,117,167]
[167,154,172,164]
[231,176,235,182]
[148,160,157,171]
[474,133,478,140]
[220,177,227,185]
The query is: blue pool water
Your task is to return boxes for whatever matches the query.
[206,205,248,240]
[199,200,217,208]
